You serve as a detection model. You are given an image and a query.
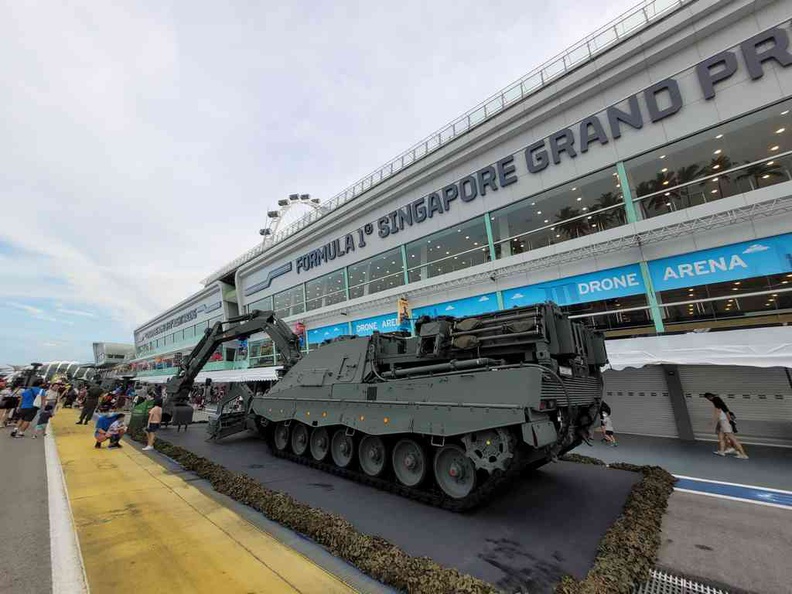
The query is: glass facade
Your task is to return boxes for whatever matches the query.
[491,166,625,258]
[274,285,305,318]
[347,247,404,299]
[406,217,489,282]
[626,98,792,219]
[659,272,792,327]
[247,296,273,314]
[249,339,275,367]
[306,269,346,311]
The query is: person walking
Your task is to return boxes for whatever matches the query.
[45,382,61,413]
[10,379,45,438]
[77,382,104,425]
[704,392,749,459]
[0,379,22,427]
[32,404,54,438]
[142,399,163,451]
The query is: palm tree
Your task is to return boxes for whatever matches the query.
[706,155,734,197]
[645,171,678,214]
[555,206,589,239]
[736,160,787,190]
[673,163,704,207]
[590,192,625,229]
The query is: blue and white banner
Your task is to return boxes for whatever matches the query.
[503,264,646,307]
[307,323,350,345]
[648,233,792,291]
[413,293,499,319]
[353,313,401,336]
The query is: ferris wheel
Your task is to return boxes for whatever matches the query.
[259,193,324,246]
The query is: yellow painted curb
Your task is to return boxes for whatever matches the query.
[52,411,357,594]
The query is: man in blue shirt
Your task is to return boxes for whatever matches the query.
[10,378,45,438]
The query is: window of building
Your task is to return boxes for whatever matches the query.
[658,272,792,327]
[247,296,273,314]
[249,339,275,367]
[347,248,404,299]
[405,217,489,282]
[626,99,792,219]
[564,294,650,332]
[306,270,346,311]
[183,326,194,340]
[490,166,624,258]
[274,285,305,318]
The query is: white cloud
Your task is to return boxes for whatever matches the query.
[510,293,524,300]
[56,308,96,318]
[8,302,45,316]
[478,296,490,302]
[0,0,637,362]
[444,305,455,311]
[742,244,770,254]
[42,342,59,348]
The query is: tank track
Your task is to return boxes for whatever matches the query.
[264,426,536,512]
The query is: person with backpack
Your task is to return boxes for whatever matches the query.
[10,378,45,438]
[704,392,749,459]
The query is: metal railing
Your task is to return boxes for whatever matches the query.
[202,0,689,286]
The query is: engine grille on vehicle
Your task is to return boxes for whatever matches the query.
[541,373,602,406]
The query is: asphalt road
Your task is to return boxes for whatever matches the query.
[659,491,792,594]
[0,428,51,594]
[163,428,638,594]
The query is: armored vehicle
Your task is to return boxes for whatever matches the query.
[166,303,608,510]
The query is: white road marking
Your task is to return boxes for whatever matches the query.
[674,488,792,511]
[45,428,90,594]
[673,474,792,495]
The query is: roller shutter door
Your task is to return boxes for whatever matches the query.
[678,365,792,447]
[602,367,679,438]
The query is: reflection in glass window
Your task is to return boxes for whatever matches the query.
[347,248,404,299]
[274,286,305,318]
[626,99,792,219]
[658,272,792,327]
[564,295,650,332]
[405,217,489,282]
[249,338,275,367]
[490,167,624,258]
[306,270,346,311]
[247,296,273,314]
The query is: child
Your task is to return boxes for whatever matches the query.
[32,404,54,438]
[142,399,163,451]
[600,411,618,446]
[107,414,127,449]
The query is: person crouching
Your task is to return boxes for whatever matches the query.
[94,413,125,449]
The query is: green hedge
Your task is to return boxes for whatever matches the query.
[133,433,674,594]
[556,455,676,594]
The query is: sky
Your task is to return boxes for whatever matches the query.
[0,0,637,365]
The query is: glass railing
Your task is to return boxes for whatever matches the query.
[202,0,689,286]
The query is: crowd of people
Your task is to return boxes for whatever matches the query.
[0,376,163,451]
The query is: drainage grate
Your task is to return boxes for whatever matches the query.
[634,569,731,594]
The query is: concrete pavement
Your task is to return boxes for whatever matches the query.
[52,411,362,594]
[0,425,51,594]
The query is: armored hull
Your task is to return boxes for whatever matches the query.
[228,303,607,510]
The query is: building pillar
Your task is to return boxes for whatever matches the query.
[662,364,695,442]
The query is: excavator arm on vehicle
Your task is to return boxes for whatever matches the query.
[164,310,302,406]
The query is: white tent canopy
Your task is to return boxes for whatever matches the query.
[136,366,281,384]
[606,326,792,370]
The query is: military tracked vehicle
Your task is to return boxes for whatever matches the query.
[156,304,608,510]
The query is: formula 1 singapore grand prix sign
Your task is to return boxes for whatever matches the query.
[295,26,792,275]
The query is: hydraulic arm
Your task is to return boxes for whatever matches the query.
[164,310,302,406]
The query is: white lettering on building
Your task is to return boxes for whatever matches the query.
[578,273,640,295]
[663,255,748,281]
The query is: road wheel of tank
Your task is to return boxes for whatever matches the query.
[358,435,387,477]
[291,423,309,456]
[310,427,330,461]
[392,439,427,487]
[273,422,290,452]
[330,429,355,468]
[434,444,477,499]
